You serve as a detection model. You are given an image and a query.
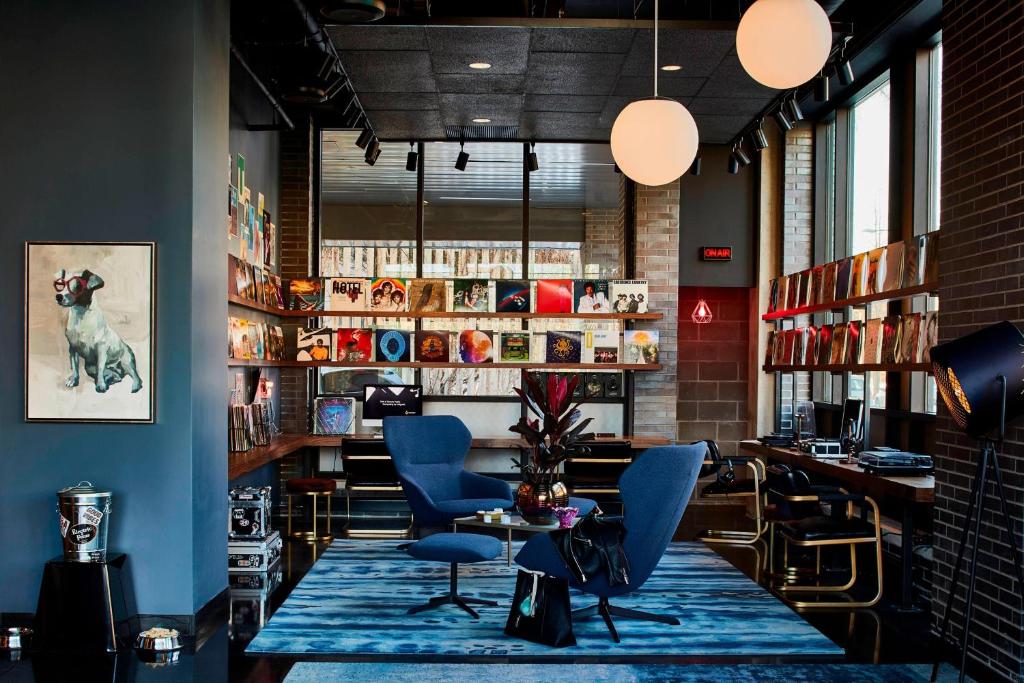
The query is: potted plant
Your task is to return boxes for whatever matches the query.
[510,373,595,524]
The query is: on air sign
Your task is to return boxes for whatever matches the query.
[701,246,733,261]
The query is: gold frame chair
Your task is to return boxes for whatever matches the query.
[771,491,884,609]
[696,456,769,545]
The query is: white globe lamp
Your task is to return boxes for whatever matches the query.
[611,99,699,187]
[610,0,700,187]
[736,0,832,89]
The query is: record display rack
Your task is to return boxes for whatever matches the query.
[228,359,661,371]
[761,282,937,321]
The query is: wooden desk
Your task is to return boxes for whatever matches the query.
[740,439,934,610]
[229,433,670,480]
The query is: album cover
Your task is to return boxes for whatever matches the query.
[290,278,324,311]
[603,373,622,398]
[798,270,811,308]
[268,325,285,361]
[230,318,249,360]
[583,330,620,363]
[494,280,531,313]
[883,241,904,292]
[846,321,861,365]
[499,333,530,362]
[767,279,779,313]
[785,272,801,310]
[920,311,938,363]
[781,329,796,365]
[765,330,776,367]
[414,330,450,363]
[231,256,247,298]
[245,263,256,300]
[776,276,789,312]
[804,326,818,365]
[816,324,834,365]
[810,266,825,305]
[375,329,411,363]
[327,277,368,312]
[623,330,659,365]
[862,319,882,365]
[609,280,649,313]
[536,279,575,313]
[459,330,494,363]
[771,329,786,366]
[313,397,355,435]
[228,185,238,238]
[453,279,490,312]
[835,257,853,302]
[408,279,448,313]
[545,331,583,364]
[880,315,902,364]
[822,263,838,303]
[899,313,921,363]
[262,270,276,307]
[922,232,939,284]
[582,373,605,399]
[866,248,885,295]
[796,328,809,365]
[247,322,262,360]
[850,253,867,298]
[270,274,284,309]
[830,324,847,365]
[573,280,611,314]
[296,327,332,361]
[253,268,266,305]
[369,278,408,313]
[903,235,924,288]
[335,328,373,363]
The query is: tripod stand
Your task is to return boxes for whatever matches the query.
[932,378,1024,683]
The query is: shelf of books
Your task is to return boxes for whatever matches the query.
[764,231,939,321]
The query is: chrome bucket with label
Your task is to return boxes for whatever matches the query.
[57,481,112,562]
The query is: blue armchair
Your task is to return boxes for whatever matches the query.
[383,415,514,528]
[514,443,705,642]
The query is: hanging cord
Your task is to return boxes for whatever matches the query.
[654,0,659,97]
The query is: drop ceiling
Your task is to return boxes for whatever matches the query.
[328,22,777,143]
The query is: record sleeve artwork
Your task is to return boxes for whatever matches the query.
[25,242,155,422]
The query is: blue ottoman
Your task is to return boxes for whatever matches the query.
[406,533,503,619]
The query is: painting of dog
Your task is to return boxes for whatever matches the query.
[25,242,155,422]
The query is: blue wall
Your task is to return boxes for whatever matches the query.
[0,0,229,616]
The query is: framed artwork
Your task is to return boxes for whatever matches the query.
[25,242,156,423]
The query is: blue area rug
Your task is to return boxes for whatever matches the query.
[284,663,944,682]
[247,540,842,659]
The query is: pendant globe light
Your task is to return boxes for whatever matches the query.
[610,0,699,187]
[736,0,832,89]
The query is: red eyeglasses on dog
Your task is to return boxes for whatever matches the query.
[54,275,90,293]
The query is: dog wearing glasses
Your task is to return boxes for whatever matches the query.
[54,268,143,394]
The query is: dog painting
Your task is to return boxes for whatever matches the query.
[26,242,155,422]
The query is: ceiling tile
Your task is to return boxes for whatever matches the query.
[439,94,523,127]
[524,94,606,113]
[620,29,735,77]
[689,97,769,119]
[529,27,635,54]
[525,52,624,95]
[358,92,439,111]
[328,25,427,51]
[426,26,531,74]
[340,50,437,93]
[369,110,444,140]
[693,115,757,144]
[520,112,608,141]
[697,56,778,99]
[612,75,705,98]
[435,74,526,95]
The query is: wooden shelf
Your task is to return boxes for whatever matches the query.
[762,282,937,321]
[228,359,662,371]
[763,362,932,374]
[278,309,662,320]
[228,293,287,316]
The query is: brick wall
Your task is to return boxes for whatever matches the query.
[633,182,680,439]
[933,2,1024,680]
[278,116,314,434]
[582,207,622,277]
[677,287,750,456]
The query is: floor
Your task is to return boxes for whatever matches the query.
[0,524,947,682]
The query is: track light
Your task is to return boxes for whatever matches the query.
[728,149,740,175]
[815,71,830,102]
[837,37,855,86]
[773,106,793,132]
[355,128,373,149]
[785,95,805,123]
[735,143,752,167]
[613,163,621,174]
[455,142,469,171]
[364,137,380,165]
[751,120,768,152]
[689,155,701,176]
[527,142,539,173]
[406,143,418,172]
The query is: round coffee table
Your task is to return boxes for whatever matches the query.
[452,514,578,566]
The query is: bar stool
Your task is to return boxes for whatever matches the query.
[285,478,336,543]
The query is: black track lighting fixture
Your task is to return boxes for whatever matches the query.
[837,37,855,86]
[689,154,702,176]
[406,142,418,172]
[527,142,539,173]
[727,147,740,175]
[364,136,380,165]
[751,119,768,152]
[734,143,752,167]
[455,141,469,171]
[785,94,805,123]
[613,163,621,174]
[815,71,830,102]
[773,105,794,132]
[355,127,373,149]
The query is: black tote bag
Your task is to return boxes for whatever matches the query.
[504,569,576,648]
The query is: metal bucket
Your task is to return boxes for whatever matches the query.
[57,481,111,562]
